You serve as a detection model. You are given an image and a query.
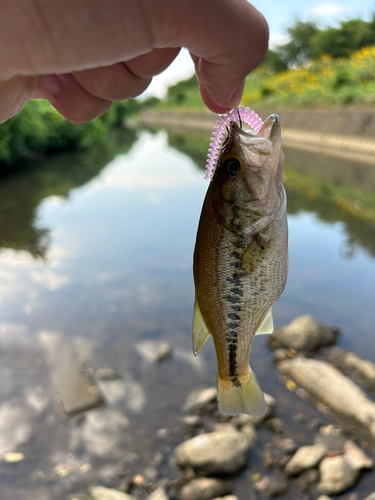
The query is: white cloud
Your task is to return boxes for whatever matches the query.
[311,4,348,16]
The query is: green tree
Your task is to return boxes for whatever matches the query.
[277,20,319,65]
[311,18,375,59]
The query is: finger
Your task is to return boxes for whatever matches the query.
[39,73,112,123]
[0,76,39,124]
[126,47,180,78]
[72,63,151,101]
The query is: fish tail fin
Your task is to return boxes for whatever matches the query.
[217,368,266,417]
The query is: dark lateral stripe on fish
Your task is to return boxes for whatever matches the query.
[229,344,237,377]
[228,313,240,320]
[230,287,243,296]
[226,295,241,304]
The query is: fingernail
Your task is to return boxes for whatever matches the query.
[227,84,244,108]
[39,74,62,96]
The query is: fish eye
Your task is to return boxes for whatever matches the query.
[223,157,241,178]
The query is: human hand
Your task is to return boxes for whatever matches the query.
[0,0,268,124]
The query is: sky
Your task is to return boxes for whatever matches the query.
[146,0,375,98]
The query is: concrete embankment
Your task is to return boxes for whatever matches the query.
[140,108,375,165]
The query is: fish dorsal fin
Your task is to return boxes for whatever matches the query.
[193,299,211,356]
[255,308,274,335]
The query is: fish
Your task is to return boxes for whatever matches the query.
[193,107,288,417]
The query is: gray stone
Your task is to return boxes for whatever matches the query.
[318,456,359,494]
[182,387,217,414]
[181,415,201,427]
[273,348,289,362]
[295,468,319,491]
[89,486,137,500]
[264,473,288,497]
[212,497,238,500]
[39,331,104,415]
[178,478,231,500]
[96,368,122,381]
[271,315,338,351]
[146,487,169,500]
[175,429,250,475]
[343,440,374,470]
[316,497,333,500]
[240,424,257,445]
[363,494,375,500]
[279,358,375,444]
[285,444,326,475]
[324,347,375,387]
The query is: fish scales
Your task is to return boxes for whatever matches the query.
[193,109,288,417]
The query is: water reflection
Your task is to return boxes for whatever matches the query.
[0,128,137,258]
[0,126,374,499]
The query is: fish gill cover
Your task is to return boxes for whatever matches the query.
[204,106,264,181]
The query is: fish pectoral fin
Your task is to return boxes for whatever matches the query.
[192,299,211,356]
[242,237,266,273]
[255,308,274,335]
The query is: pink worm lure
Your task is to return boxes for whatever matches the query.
[204,106,263,181]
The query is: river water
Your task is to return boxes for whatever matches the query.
[0,126,375,499]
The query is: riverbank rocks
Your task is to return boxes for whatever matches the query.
[178,478,231,500]
[270,315,339,351]
[344,440,374,470]
[174,429,251,475]
[279,358,375,445]
[146,487,169,500]
[324,347,375,389]
[317,455,359,494]
[363,494,375,500]
[182,387,217,414]
[285,443,327,475]
[89,486,137,500]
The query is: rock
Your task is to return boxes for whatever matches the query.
[146,487,169,500]
[175,429,250,475]
[316,497,333,500]
[155,343,173,363]
[143,463,160,483]
[317,456,359,494]
[343,440,374,470]
[182,387,217,414]
[273,348,289,362]
[315,433,346,452]
[295,469,319,491]
[264,473,288,497]
[39,331,104,415]
[279,358,375,445]
[240,424,257,445]
[273,437,297,454]
[89,486,137,500]
[270,315,338,351]
[178,478,231,500]
[363,494,375,500]
[212,497,238,500]
[96,368,122,381]
[265,417,288,434]
[181,415,201,427]
[285,444,326,475]
[324,347,375,388]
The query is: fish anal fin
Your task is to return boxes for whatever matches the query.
[217,368,266,417]
[193,299,211,356]
[255,308,274,335]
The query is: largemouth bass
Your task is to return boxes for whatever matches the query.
[193,107,288,417]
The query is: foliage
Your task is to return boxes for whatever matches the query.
[0,99,140,166]
[278,20,319,66]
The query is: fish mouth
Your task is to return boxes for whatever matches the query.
[230,122,273,158]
